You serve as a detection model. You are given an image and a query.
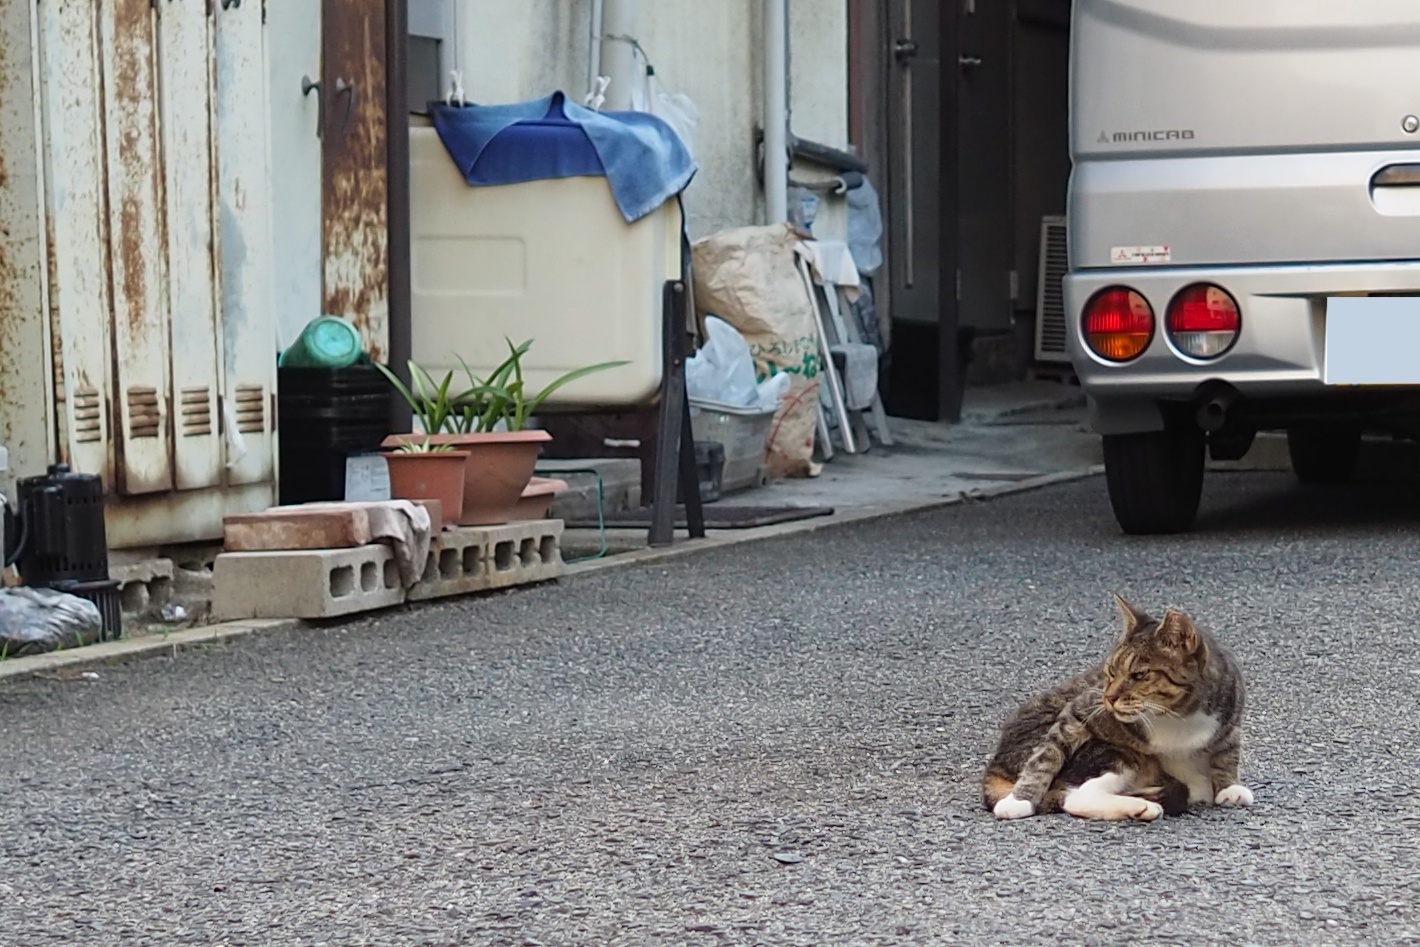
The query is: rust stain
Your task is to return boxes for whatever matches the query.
[0,19,14,414]
[118,195,147,336]
[322,3,389,363]
[110,0,155,338]
[45,213,64,400]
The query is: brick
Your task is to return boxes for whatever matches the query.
[224,506,373,552]
[211,544,405,619]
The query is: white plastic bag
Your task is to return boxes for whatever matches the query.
[686,315,760,407]
[628,68,699,161]
[755,372,792,411]
[652,91,699,161]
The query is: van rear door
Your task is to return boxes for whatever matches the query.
[1070,0,1420,270]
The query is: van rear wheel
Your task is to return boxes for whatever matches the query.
[1286,425,1361,484]
[1102,427,1205,535]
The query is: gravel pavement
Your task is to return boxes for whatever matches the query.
[4,471,1420,946]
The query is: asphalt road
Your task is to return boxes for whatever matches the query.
[5,470,1420,946]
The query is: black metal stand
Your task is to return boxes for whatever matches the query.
[648,279,706,547]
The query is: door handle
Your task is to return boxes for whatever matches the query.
[1372,164,1420,187]
[301,76,323,139]
[959,55,983,69]
[334,78,356,137]
[220,0,240,8]
[894,38,919,64]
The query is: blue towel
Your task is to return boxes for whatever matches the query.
[429,91,697,224]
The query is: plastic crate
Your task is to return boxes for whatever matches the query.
[688,398,775,494]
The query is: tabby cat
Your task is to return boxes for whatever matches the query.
[982,594,1253,821]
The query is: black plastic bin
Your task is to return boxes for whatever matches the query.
[278,365,392,505]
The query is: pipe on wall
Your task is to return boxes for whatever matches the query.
[763,0,789,223]
[386,0,413,431]
[600,0,640,111]
[588,0,605,100]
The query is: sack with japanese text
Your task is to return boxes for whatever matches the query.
[691,223,821,477]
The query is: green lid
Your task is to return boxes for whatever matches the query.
[279,316,363,368]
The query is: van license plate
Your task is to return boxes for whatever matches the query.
[1325,295,1420,385]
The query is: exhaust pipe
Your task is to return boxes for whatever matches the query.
[1194,384,1238,433]
[1196,397,1229,432]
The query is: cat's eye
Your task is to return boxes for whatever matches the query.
[1130,670,1150,682]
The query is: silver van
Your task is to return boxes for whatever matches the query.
[1064,0,1420,533]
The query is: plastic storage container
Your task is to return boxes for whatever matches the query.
[278,365,391,505]
[688,398,776,494]
[408,115,682,408]
[672,440,726,504]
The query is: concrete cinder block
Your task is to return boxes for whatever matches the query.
[110,557,175,617]
[407,520,566,601]
[405,527,491,602]
[211,544,405,620]
[481,519,566,592]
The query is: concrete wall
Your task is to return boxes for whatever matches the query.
[441,0,847,239]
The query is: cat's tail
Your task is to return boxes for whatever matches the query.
[1133,779,1189,817]
[982,771,1016,811]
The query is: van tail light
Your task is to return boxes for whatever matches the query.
[1167,284,1241,358]
[1082,288,1154,362]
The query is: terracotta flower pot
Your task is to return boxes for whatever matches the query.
[383,430,551,526]
[512,476,569,520]
[384,449,469,528]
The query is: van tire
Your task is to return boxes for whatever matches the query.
[1102,427,1205,535]
[1287,425,1361,484]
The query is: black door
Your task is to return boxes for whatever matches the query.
[955,0,1014,337]
[883,0,953,421]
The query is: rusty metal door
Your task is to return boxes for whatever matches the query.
[214,0,277,488]
[321,0,389,362]
[39,0,117,485]
[99,0,173,495]
[266,0,324,353]
[158,0,224,491]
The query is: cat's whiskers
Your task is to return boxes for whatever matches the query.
[1139,700,1180,719]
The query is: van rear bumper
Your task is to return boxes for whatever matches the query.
[1064,260,1420,435]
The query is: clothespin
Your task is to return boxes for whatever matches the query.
[446,69,466,107]
[584,75,610,112]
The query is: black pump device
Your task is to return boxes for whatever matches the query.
[14,463,122,638]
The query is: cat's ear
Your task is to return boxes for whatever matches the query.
[1112,593,1149,638]
[1157,609,1207,658]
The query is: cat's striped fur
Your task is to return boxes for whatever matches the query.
[982,595,1251,821]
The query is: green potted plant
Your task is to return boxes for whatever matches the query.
[377,340,626,526]
[382,437,467,529]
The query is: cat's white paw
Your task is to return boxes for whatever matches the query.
[1215,784,1254,807]
[1130,798,1164,822]
[993,794,1036,820]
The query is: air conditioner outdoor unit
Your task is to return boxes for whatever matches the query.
[1033,215,1070,363]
